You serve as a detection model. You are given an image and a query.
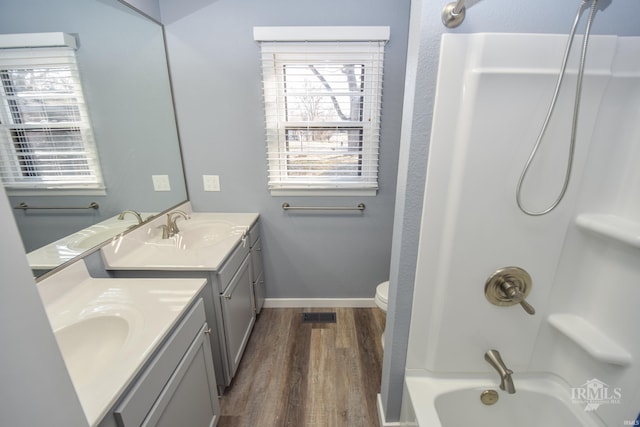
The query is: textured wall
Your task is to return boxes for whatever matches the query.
[162,0,411,299]
[0,186,88,426]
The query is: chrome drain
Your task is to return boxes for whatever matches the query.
[480,389,499,405]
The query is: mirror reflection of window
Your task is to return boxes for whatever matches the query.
[0,33,104,193]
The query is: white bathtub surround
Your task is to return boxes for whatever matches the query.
[402,33,640,426]
[37,261,206,426]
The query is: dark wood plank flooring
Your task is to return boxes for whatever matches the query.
[218,307,385,427]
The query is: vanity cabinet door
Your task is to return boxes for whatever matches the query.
[250,236,265,314]
[113,300,219,427]
[220,254,255,379]
[142,323,219,427]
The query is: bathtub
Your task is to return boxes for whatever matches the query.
[401,373,605,427]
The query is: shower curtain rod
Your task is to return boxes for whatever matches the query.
[442,0,466,28]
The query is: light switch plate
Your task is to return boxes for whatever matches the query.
[152,175,171,191]
[203,175,220,192]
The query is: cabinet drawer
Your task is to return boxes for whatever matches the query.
[115,299,207,427]
[217,239,250,293]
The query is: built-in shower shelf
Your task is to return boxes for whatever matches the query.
[576,214,640,248]
[548,314,632,366]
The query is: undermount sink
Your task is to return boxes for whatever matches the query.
[55,316,130,387]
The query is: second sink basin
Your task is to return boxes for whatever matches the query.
[101,211,259,271]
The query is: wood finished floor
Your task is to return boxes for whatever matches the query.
[218,307,385,427]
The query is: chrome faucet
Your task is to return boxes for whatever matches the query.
[117,210,144,224]
[484,349,516,394]
[162,210,190,239]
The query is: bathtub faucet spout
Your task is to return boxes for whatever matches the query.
[484,349,516,394]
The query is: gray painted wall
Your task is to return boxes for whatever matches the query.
[0,0,186,251]
[0,185,88,426]
[380,0,640,422]
[162,0,411,299]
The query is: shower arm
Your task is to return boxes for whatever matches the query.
[442,0,466,28]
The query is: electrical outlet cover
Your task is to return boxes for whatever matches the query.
[152,175,171,191]
[203,175,220,192]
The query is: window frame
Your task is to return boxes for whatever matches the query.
[255,27,388,196]
[0,34,105,195]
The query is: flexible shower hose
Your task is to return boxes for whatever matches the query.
[515,0,599,216]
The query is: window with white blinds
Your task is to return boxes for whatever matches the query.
[255,27,388,195]
[0,36,104,193]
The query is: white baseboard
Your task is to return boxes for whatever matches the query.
[263,298,376,308]
[377,393,401,427]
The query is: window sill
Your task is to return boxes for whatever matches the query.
[270,188,377,197]
[6,188,107,197]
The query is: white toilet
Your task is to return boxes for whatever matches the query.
[374,280,389,349]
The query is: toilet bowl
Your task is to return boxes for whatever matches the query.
[375,281,389,313]
[374,281,389,349]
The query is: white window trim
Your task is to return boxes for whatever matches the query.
[0,33,105,195]
[253,26,390,42]
[255,26,388,197]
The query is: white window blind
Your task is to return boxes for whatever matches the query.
[255,27,388,195]
[0,36,104,192]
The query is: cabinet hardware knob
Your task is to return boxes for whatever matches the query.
[224,294,232,300]
[204,327,212,335]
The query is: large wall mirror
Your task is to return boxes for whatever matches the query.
[0,0,188,277]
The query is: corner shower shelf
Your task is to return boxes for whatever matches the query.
[576,214,640,248]
[548,314,632,366]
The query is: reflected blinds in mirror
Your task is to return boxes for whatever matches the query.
[0,35,104,192]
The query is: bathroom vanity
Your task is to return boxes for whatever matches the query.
[100,206,263,391]
[37,261,219,427]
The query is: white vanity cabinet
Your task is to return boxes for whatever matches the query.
[249,223,265,314]
[99,298,220,427]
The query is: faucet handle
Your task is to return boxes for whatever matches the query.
[485,266,535,316]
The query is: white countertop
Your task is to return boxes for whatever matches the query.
[38,261,206,426]
[100,210,259,271]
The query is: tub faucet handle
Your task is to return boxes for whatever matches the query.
[500,279,536,315]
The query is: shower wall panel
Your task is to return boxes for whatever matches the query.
[407,36,640,423]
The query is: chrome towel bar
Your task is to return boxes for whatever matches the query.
[282,202,365,211]
[14,202,99,211]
